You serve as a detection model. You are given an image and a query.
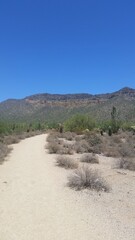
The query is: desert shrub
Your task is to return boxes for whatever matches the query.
[74,140,90,153]
[46,132,75,155]
[118,143,133,158]
[46,132,60,143]
[62,132,76,141]
[84,132,103,154]
[84,132,102,146]
[104,148,120,157]
[47,142,61,154]
[116,158,135,171]
[121,122,135,131]
[75,135,85,141]
[56,156,78,169]
[3,135,20,145]
[0,142,12,164]
[112,135,122,144]
[68,165,110,192]
[58,145,74,155]
[81,153,99,164]
[64,114,95,133]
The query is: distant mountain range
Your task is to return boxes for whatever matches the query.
[0,87,135,123]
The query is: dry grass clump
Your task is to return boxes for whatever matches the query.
[56,156,78,169]
[59,143,74,155]
[47,132,74,155]
[47,141,73,155]
[75,135,85,141]
[46,132,60,143]
[83,132,103,154]
[68,165,110,192]
[3,135,20,145]
[0,142,12,164]
[118,143,133,158]
[74,140,90,153]
[116,158,135,171]
[84,132,102,146]
[101,136,121,157]
[47,141,61,154]
[111,135,122,144]
[61,132,76,141]
[81,153,99,164]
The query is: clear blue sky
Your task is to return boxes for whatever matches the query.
[0,0,135,101]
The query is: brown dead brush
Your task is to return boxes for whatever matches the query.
[68,165,110,192]
[74,140,90,153]
[56,156,78,169]
[61,132,76,141]
[0,142,12,164]
[3,135,20,145]
[47,141,61,154]
[81,153,99,164]
[116,158,135,171]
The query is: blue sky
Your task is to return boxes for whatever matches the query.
[0,0,135,101]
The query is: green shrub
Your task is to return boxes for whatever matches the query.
[64,114,95,133]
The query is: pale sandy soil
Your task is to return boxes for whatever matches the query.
[0,134,135,240]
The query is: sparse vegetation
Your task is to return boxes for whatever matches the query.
[56,156,78,169]
[68,165,110,192]
[81,153,99,164]
[116,158,135,171]
[74,140,90,153]
[47,141,61,154]
[46,128,135,160]
[0,122,43,164]
[0,142,12,164]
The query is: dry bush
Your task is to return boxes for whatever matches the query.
[46,132,60,143]
[104,148,120,157]
[56,156,78,169]
[3,135,20,145]
[47,141,73,155]
[68,165,110,192]
[118,143,133,158]
[0,142,12,164]
[84,132,102,146]
[61,132,76,141]
[47,141,61,154]
[81,153,99,164]
[74,140,90,153]
[100,136,121,157]
[58,145,74,155]
[116,158,135,171]
[112,135,122,144]
[75,135,85,141]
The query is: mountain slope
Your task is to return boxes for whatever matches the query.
[0,87,135,123]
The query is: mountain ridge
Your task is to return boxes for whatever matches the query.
[0,87,135,123]
[1,87,135,103]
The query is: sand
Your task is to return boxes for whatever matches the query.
[0,134,135,240]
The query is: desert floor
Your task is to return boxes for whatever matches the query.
[0,134,135,240]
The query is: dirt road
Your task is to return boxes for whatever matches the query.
[0,134,134,240]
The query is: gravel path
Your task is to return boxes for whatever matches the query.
[0,134,134,240]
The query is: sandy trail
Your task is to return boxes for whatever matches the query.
[0,134,134,240]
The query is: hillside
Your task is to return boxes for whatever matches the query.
[0,87,135,123]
